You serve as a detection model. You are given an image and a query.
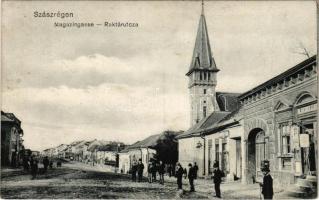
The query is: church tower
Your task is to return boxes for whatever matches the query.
[186,2,220,126]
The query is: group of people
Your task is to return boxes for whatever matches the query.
[131,159,145,182]
[22,156,41,179]
[147,160,165,184]
[131,159,170,185]
[175,162,199,192]
[22,156,59,179]
[129,159,273,199]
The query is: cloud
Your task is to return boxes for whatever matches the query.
[2,83,189,150]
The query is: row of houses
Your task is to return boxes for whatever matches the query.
[118,130,182,176]
[42,140,125,166]
[1,111,25,167]
[177,8,317,188]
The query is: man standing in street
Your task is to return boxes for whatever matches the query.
[188,163,196,192]
[137,159,144,182]
[175,163,184,190]
[193,162,198,179]
[131,161,137,182]
[158,161,165,184]
[212,161,223,198]
[30,159,38,180]
[43,156,49,172]
[260,168,273,199]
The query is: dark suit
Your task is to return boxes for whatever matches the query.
[188,167,196,192]
[175,167,184,189]
[262,174,273,199]
[213,168,223,198]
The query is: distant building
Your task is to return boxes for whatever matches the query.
[119,130,182,176]
[1,111,24,167]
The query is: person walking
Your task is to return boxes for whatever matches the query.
[260,168,273,199]
[188,163,196,192]
[23,156,29,171]
[167,164,172,177]
[193,162,199,179]
[212,161,223,198]
[151,161,157,182]
[148,161,153,183]
[30,159,38,180]
[158,161,165,185]
[175,163,184,190]
[43,156,49,172]
[131,161,137,182]
[137,159,144,182]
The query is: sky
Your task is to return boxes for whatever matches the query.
[1,1,317,151]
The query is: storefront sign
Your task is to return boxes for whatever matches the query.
[292,125,300,149]
[297,103,317,114]
[300,134,309,148]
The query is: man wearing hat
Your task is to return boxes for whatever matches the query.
[187,163,196,192]
[259,167,273,199]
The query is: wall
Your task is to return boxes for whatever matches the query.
[178,136,205,176]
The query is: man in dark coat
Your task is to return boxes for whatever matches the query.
[260,168,273,199]
[137,159,144,182]
[151,161,157,182]
[188,163,196,192]
[212,162,223,198]
[148,162,153,183]
[131,161,137,182]
[175,163,184,190]
[193,162,199,179]
[30,159,38,180]
[158,161,165,184]
[43,156,49,172]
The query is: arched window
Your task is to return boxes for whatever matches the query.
[296,93,315,105]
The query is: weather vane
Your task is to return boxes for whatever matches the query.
[201,0,204,14]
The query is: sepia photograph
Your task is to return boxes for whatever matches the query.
[1,0,318,199]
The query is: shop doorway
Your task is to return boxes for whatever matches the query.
[247,128,265,183]
[300,123,316,175]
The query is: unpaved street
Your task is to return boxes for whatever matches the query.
[1,162,290,199]
[1,163,206,199]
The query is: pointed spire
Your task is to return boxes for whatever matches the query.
[186,2,219,76]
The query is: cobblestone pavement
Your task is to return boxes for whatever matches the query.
[1,162,291,199]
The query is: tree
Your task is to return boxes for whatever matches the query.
[153,131,179,164]
[291,41,311,58]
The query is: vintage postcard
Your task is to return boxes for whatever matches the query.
[1,0,318,199]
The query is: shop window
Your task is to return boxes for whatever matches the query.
[279,124,292,154]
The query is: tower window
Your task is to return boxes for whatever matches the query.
[203,89,206,94]
[200,72,203,80]
[208,73,211,80]
[203,106,207,118]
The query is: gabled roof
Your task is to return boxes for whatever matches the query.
[121,130,183,152]
[70,140,84,146]
[176,111,230,139]
[186,14,219,76]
